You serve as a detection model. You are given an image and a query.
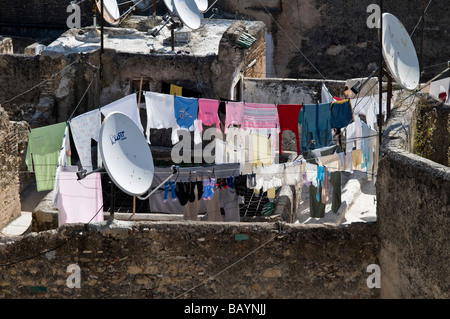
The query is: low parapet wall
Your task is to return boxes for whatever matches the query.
[0,220,379,299]
[376,92,450,298]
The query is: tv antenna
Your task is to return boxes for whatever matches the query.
[77,111,178,221]
[150,0,210,51]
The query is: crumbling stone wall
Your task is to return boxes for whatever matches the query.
[0,54,41,122]
[0,105,21,230]
[0,221,379,299]
[377,91,450,298]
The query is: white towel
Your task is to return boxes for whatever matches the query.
[69,109,101,170]
[144,91,177,144]
[101,93,144,133]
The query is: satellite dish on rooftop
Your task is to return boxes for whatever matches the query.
[96,0,121,26]
[194,0,208,12]
[78,109,178,218]
[99,111,154,197]
[381,13,420,91]
[173,0,203,30]
[163,0,175,12]
[351,12,421,96]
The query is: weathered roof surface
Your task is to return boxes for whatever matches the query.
[44,18,263,57]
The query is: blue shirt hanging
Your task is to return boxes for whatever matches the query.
[174,96,199,130]
[330,99,354,129]
[301,103,333,153]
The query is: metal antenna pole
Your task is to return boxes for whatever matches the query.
[109,181,115,222]
[100,0,104,79]
[378,0,383,145]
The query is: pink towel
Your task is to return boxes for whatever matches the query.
[242,103,280,132]
[225,101,245,133]
[198,98,221,132]
[57,171,104,226]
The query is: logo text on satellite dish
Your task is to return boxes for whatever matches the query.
[110,131,127,145]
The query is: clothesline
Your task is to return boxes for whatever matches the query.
[24,80,385,196]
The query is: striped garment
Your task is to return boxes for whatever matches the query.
[242,103,280,132]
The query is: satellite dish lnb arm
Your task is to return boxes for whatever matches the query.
[136,165,179,200]
[351,66,381,95]
[77,166,105,180]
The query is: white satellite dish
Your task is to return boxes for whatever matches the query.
[194,0,208,13]
[174,0,203,30]
[381,13,420,91]
[96,0,121,26]
[99,111,154,197]
[163,0,175,12]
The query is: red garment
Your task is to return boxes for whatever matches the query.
[277,104,303,155]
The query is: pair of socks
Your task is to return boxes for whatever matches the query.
[176,181,204,206]
[203,178,216,200]
[233,175,248,196]
[226,176,234,189]
[164,181,177,202]
[216,178,229,190]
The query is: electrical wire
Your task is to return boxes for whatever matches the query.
[173,232,279,299]
[67,66,100,123]
[410,0,433,37]
[0,59,80,106]
[0,205,103,268]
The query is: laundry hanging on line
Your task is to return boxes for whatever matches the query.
[25,122,68,192]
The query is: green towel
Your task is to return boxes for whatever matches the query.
[25,122,67,192]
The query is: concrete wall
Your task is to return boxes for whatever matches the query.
[243,77,347,104]
[377,92,450,298]
[0,220,379,299]
[216,0,449,82]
